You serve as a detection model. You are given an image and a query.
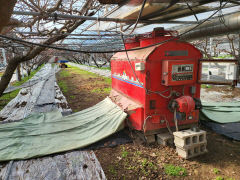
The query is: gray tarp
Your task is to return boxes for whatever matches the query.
[3,64,57,94]
[0,64,71,122]
[0,97,127,162]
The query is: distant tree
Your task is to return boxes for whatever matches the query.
[0,0,101,97]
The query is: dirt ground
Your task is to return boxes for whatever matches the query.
[57,67,240,180]
[56,66,111,112]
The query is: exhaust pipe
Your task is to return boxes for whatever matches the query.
[180,12,240,41]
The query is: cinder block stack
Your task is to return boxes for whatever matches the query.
[173,129,207,159]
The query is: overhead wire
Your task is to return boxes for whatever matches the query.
[118,0,229,99]
[0,1,229,54]
[120,0,179,35]
[185,1,199,22]
[120,0,147,35]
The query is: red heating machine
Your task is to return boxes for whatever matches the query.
[110,28,202,135]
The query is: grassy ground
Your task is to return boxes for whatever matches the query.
[56,65,111,112]
[80,64,111,71]
[56,66,240,180]
[0,64,44,111]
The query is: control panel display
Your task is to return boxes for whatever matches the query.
[162,60,196,86]
[172,64,193,73]
[172,64,193,81]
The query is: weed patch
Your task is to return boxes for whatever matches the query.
[0,90,20,111]
[164,164,187,177]
[215,176,224,180]
[58,81,68,93]
[201,84,212,89]
[213,168,220,174]
[121,147,129,158]
[108,165,117,175]
[91,87,111,94]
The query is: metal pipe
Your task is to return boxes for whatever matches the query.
[12,10,198,24]
[0,48,7,65]
[180,12,240,41]
[16,37,122,40]
[239,34,240,59]
[12,31,131,37]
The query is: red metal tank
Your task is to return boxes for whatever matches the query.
[124,36,140,50]
[140,27,178,47]
[110,28,202,135]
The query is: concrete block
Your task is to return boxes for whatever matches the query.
[157,133,174,146]
[145,135,155,144]
[173,129,206,148]
[176,142,207,159]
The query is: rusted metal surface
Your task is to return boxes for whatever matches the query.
[110,89,143,111]
[111,45,157,61]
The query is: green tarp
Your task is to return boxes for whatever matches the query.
[200,101,240,123]
[0,97,127,162]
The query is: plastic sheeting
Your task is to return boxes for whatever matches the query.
[0,64,71,122]
[201,121,240,141]
[200,101,240,140]
[0,97,127,162]
[0,151,106,180]
[3,64,58,94]
[200,102,240,123]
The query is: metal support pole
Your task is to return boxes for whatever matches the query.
[238,34,240,84]
[209,37,213,57]
[12,10,198,24]
[0,48,7,65]
[12,31,131,37]
[239,34,240,60]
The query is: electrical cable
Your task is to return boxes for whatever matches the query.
[121,0,147,35]
[185,1,199,22]
[0,1,228,54]
[143,116,152,132]
[174,108,179,131]
[120,0,179,35]
[165,118,173,135]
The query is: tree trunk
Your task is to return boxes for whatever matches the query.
[0,0,17,33]
[0,56,19,95]
[91,55,99,68]
[16,64,21,81]
[0,0,96,97]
